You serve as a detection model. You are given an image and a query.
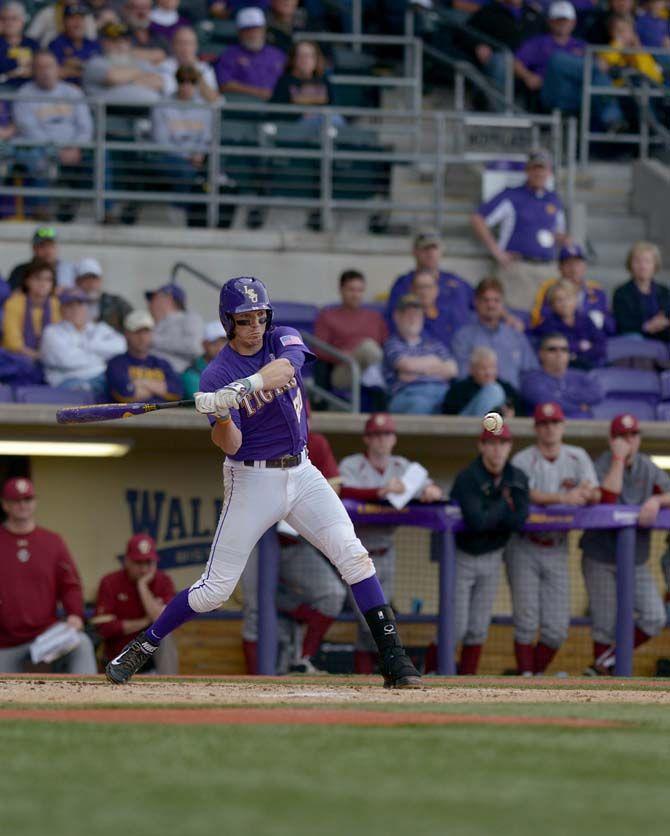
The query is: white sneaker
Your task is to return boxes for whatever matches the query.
[289,657,328,675]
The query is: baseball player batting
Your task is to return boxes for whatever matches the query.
[106,277,421,688]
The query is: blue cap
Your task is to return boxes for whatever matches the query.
[60,286,88,305]
[145,283,186,309]
[558,243,586,262]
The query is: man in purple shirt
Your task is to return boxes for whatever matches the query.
[520,332,605,416]
[0,2,38,88]
[214,6,286,99]
[106,276,421,690]
[515,1,622,127]
[48,5,102,86]
[384,293,458,414]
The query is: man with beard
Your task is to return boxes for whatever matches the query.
[73,257,133,333]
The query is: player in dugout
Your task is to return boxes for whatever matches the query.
[105,277,422,688]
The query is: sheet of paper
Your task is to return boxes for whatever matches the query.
[386,463,428,510]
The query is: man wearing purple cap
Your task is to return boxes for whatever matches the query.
[145,283,204,374]
[48,5,102,86]
[530,243,613,332]
[214,7,286,99]
[41,286,126,393]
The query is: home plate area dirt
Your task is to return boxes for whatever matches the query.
[1,676,670,726]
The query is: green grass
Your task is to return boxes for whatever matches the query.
[3,702,670,836]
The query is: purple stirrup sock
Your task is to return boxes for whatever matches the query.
[146,588,198,644]
[351,575,387,613]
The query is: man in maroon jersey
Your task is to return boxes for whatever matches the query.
[92,534,178,674]
[0,477,97,673]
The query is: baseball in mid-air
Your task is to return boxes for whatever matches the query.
[482,412,504,434]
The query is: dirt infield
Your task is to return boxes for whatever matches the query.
[0,706,625,727]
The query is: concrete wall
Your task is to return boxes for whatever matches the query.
[631,159,670,262]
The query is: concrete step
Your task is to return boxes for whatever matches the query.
[586,214,646,239]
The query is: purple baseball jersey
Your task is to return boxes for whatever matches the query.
[199,325,314,461]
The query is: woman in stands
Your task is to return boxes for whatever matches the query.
[2,259,60,376]
[531,279,606,369]
[270,39,334,113]
[613,241,670,342]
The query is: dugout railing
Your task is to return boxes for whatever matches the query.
[254,501,670,677]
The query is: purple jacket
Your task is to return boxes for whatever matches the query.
[515,34,586,78]
[530,312,607,369]
[636,13,669,48]
[214,43,286,92]
[520,367,605,417]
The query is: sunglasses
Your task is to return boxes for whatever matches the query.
[543,346,569,353]
[234,315,268,327]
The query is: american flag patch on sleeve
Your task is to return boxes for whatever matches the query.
[280,334,303,347]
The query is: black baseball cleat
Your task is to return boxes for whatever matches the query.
[380,648,422,689]
[105,632,157,684]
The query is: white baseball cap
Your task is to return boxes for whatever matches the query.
[548,1,576,20]
[124,310,155,332]
[203,320,227,342]
[76,257,103,278]
[236,6,266,29]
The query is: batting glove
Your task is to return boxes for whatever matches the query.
[194,392,230,421]
[213,374,263,411]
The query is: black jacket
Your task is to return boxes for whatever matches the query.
[450,456,529,556]
[612,279,670,342]
[458,1,546,62]
[442,376,522,416]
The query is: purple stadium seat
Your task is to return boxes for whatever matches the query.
[591,367,661,402]
[13,386,95,405]
[656,403,670,421]
[0,384,13,402]
[606,336,668,365]
[659,371,670,400]
[591,399,657,421]
[271,301,319,333]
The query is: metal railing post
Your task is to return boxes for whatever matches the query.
[454,71,465,112]
[437,528,457,675]
[433,112,446,232]
[320,111,334,233]
[614,526,636,676]
[566,117,578,236]
[640,83,650,160]
[551,109,562,170]
[94,100,106,223]
[412,37,423,113]
[503,51,514,113]
[207,101,222,228]
[580,49,593,167]
[352,0,362,52]
[257,527,280,675]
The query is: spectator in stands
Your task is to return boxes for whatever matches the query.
[613,241,670,342]
[521,332,605,416]
[383,294,458,414]
[530,279,606,368]
[87,0,121,30]
[471,149,568,310]
[182,320,227,398]
[83,21,164,102]
[8,226,77,289]
[145,282,204,373]
[451,277,537,390]
[636,0,670,69]
[507,401,600,675]
[0,476,97,674]
[448,424,530,675]
[339,412,443,673]
[459,0,546,97]
[600,15,665,86]
[0,99,14,139]
[530,243,613,332]
[13,50,93,215]
[157,26,218,99]
[151,65,214,226]
[92,534,178,674]
[386,231,474,327]
[27,0,97,48]
[74,257,133,334]
[214,7,286,99]
[585,0,634,44]
[40,286,126,393]
[515,2,623,129]
[270,39,332,109]
[149,0,189,49]
[121,0,167,63]
[266,0,310,53]
[0,2,38,88]
[313,269,388,390]
[106,310,183,402]
[48,4,102,86]
[2,259,60,369]
[442,345,521,417]
[580,413,669,674]
[411,268,461,350]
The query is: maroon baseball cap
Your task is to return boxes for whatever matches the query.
[126,534,159,562]
[610,413,640,437]
[480,424,512,442]
[1,477,36,501]
[534,402,566,424]
[364,413,397,435]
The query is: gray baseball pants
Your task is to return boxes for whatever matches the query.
[454,549,503,646]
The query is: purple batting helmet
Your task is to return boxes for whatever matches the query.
[219,276,273,338]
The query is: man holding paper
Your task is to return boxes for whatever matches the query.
[339,413,443,673]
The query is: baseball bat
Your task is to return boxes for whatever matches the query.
[56,400,196,424]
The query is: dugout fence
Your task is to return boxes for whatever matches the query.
[254,502,670,677]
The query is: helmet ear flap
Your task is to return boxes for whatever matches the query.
[265,309,273,332]
[223,312,236,338]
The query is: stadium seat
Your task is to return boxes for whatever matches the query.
[0,384,13,402]
[272,302,319,333]
[591,367,661,403]
[656,402,670,421]
[606,336,669,365]
[13,386,95,405]
[658,371,670,400]
[591,399,657,421]
[333,127,392,201]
